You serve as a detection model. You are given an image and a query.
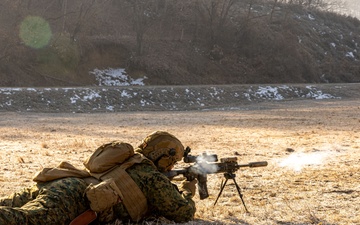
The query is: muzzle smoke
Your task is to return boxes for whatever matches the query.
[196,153,219,173]
[278,151,330,172]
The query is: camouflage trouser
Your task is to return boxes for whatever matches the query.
[0,177,89,225]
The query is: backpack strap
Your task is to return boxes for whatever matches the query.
[96,154,152,222]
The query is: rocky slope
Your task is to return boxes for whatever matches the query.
[1,83,359,113]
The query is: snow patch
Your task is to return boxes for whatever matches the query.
[345,52,355,58]
[89,68,147,86]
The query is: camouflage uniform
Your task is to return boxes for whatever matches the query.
[0,177,88,225]
[0,162,195,224]
[110,163,196,223]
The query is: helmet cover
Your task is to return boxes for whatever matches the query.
[136,131,184,170]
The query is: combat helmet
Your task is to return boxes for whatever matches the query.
[136,131,184,171]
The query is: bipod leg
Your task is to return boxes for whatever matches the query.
[232,176,249,213]
[214,178,229,206]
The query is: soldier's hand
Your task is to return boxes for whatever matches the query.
[180,179,197,198]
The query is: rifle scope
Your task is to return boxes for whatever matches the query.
[183,152,218,163]
[183,146,218,163]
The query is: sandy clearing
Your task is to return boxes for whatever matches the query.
[0,99,359,224]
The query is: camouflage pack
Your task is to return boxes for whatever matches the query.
[83,141,134,173]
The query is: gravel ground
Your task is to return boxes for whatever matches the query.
[0,83,359,112]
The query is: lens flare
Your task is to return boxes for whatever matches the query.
[19,16,52,49]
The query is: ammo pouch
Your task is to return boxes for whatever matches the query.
[85,178,123,212]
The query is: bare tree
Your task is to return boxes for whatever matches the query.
[126,0,165,56]
[70,0,98,40]
[269,0,279,21]
[194,0,237,46]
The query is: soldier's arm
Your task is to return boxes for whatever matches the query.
[128,164,196,222]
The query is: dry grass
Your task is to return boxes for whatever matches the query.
[0,99,359,225]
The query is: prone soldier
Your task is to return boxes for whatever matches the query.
[0,131,197,225]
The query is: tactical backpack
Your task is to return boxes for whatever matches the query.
[83,141,135,173]
[83,141,149,222]
[33,141,149,222]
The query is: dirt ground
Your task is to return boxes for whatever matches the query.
[0,99,359,225]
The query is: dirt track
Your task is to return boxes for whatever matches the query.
[0,96,359,224]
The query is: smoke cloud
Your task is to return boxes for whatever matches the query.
[196,153,219,173]
[278,151,330,172]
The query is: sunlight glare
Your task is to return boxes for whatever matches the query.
[19,16,52,49]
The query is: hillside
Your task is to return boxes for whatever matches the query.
[0,0,359,87]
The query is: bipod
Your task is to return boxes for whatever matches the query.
[214,172,249,213]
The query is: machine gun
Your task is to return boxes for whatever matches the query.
[163,147,268,212]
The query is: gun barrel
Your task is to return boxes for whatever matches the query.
[239,161,268,168]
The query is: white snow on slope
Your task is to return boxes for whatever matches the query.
[90,68,147,86]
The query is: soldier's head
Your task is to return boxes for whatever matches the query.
[136,131,184,172]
